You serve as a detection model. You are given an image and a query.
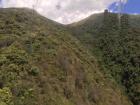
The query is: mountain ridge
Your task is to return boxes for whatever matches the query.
[0,8,139,105]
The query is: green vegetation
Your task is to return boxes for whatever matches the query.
[0,87,13,105]
[0,8,136,105]
[69,11,140,105]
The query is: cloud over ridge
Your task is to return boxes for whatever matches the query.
[1,0,128,24]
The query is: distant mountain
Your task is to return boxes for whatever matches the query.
[69,10,140,105]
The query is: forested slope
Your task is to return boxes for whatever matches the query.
[0,8,133,105]
[69,11,140,105]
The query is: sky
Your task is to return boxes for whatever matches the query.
[0,0,139,24]
[109,0,140,14]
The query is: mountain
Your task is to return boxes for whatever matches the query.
[69,10,140,105]
[0,8,134,105]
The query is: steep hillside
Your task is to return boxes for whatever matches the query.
[69,11,140,105]
[0,8,133,105]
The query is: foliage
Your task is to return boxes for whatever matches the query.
[0,8,133,105]
[70,11,140,105]
[0,87,13,105]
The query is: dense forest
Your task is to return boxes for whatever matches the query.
[69,10,140,105]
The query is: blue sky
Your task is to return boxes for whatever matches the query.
[0,0,2,7]
[109,0,140,14]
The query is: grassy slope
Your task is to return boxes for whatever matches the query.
[69,12,140,105]
[0,8,133,105]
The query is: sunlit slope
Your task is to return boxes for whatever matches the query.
[0,8,132,105]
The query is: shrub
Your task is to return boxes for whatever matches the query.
[0,87,14,105]
[29,67,40,76]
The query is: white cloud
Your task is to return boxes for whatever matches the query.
[1,0,127,24]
